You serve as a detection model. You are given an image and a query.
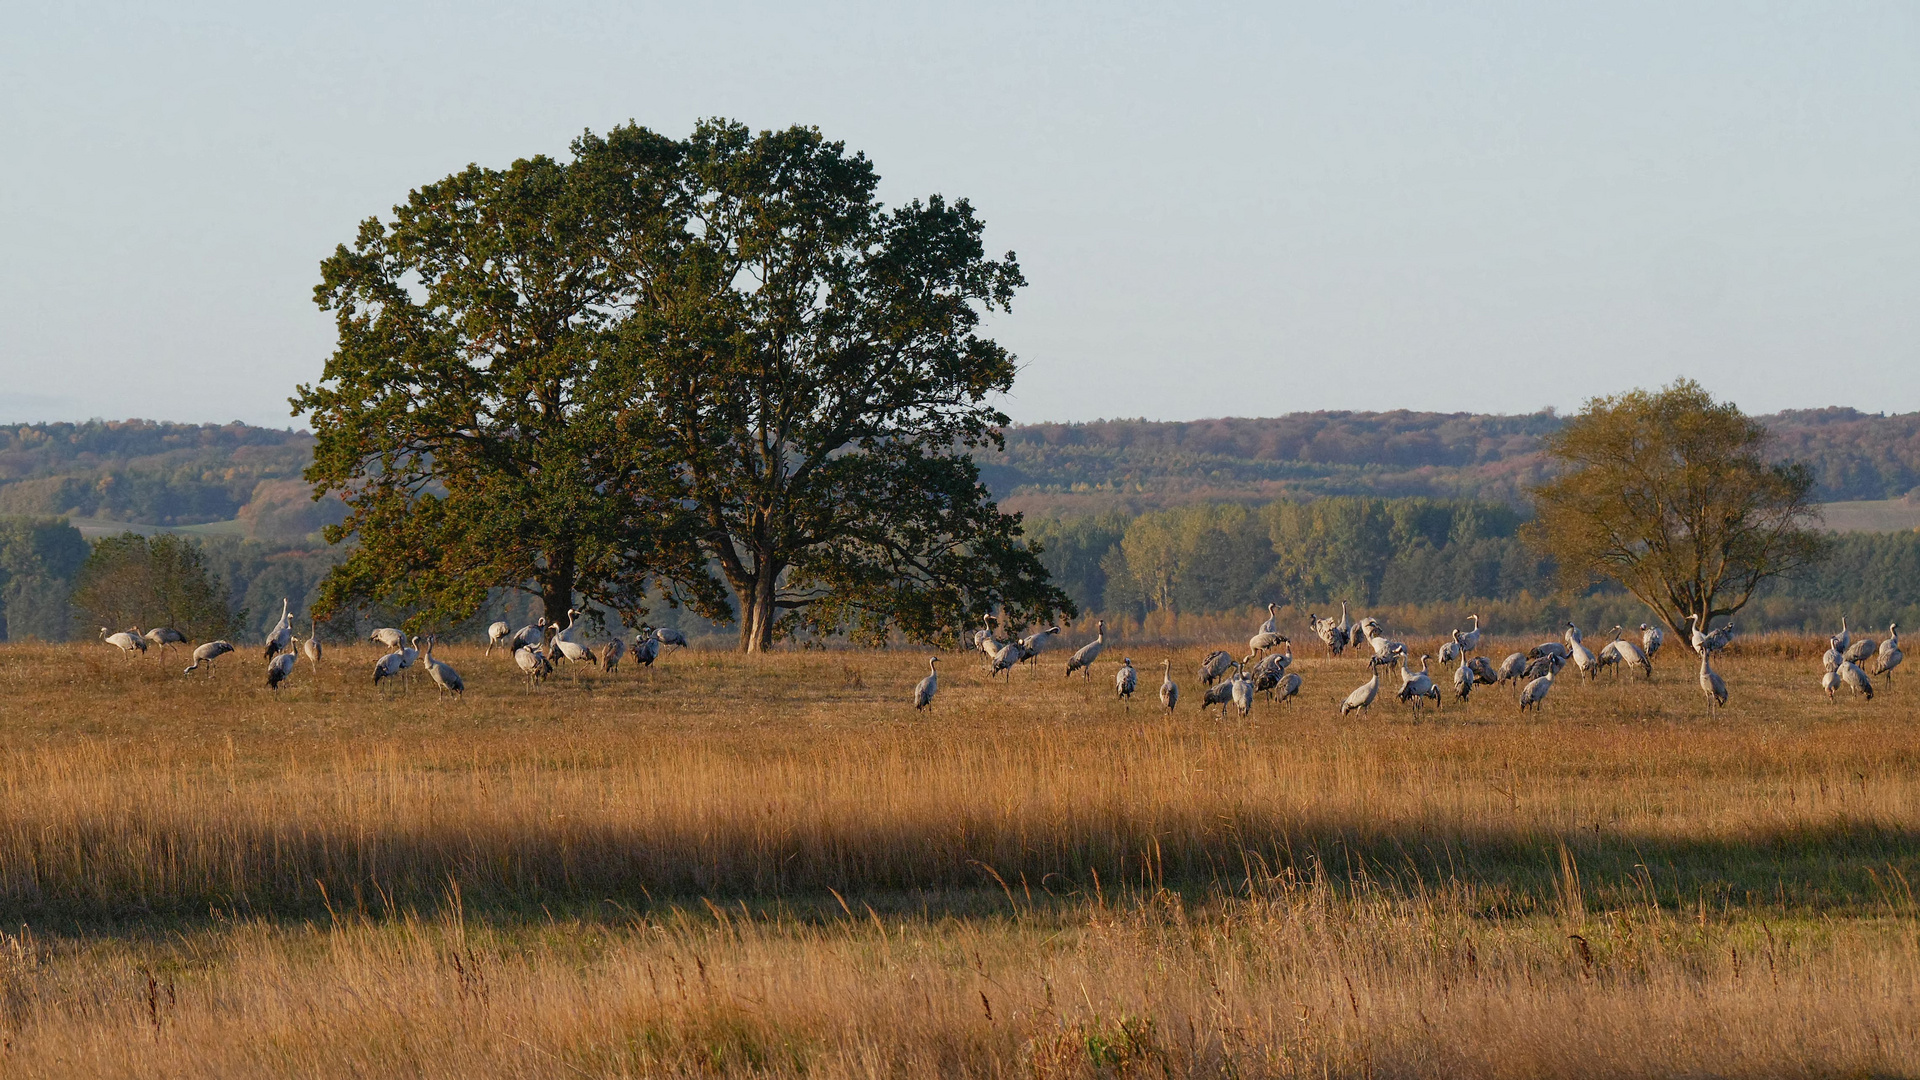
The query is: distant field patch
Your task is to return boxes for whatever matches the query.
[1817,499,1920,533]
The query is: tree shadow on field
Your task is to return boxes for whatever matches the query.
[3,810,1918,939]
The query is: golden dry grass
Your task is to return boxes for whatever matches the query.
[0,636,1915,1077]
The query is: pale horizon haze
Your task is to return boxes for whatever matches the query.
[3,3,1916,429]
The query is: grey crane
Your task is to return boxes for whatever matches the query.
[1872,624,1903,684]
[1821,669,1841,700]
[303,617,322,666]
[1271,672,1302,704]
[1015,625,1061,670]
[1598,626,1650,680]
[264,598,292,661]
[1452,654,1475,702]
[1065,620,1106,679]
[1436,629,1464,666]
[1844,633,1878,665]
[630,631,661,669]
[1459,614,1482,653]
[1640,623,1663,662]
[1467,656,1499,685]
[1396,654,1440,710]
[1340,661,1385,716]
[1699,651,1728,713]
[654,626,690,650]
[1496,652,1530,684]
[183,640,234,675]
[1198,649,1234,687]
[266,648,296,691]
[485,616,512,656]
[372,645,411,687]
[1115,657,1137,701]
[369,627,406,649]
[422,636,464,695]
[1249,604,1286,654]
[1518,668,1555,713]
[1835,657,1874,701]
[144,626,188,654]
[912,657,939,710]
[1199,659,1244,715]
[506,617,548,653]
[514,643,553,683]
[1564,624,1600,680]
[1159,659,1179,713]
[1228,663,1255,718]
[100,626,146,656]
[602,635,627,674]
[1831,617,1852,656]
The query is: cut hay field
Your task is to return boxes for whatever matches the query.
[0,637,1915,1078]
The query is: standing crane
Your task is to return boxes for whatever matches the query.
[1249,604,1285,654]
[1159,660,1179,713]
[1458,614,1482,652]
[1065,620,1106,679]
[267,648,296,691]
[602,635,627,674]
[264,598,292,661]
[912,656,939,710]
[1699,651,1728,713]
[1114,658,1137,702]
[1872,624,1903,684]
[144,626,188,654]
[1564,624,1599,680]
[1396,654,1440,710]
[422,636,464,695]
[485,616,512,656]
[1640,623,1663,663]
[514,643,553,683]
[1518,668,1555,713]
[1340,660,1384,716]
[303,617,322,667]
[506,617,548,653]
[1198,650,1233,687]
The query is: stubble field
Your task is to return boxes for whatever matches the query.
[0,635,1915,1077]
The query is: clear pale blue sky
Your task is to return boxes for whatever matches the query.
[3,2,1915,428]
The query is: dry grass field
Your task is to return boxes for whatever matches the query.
[0,635,1915,1077]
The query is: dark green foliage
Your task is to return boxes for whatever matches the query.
[615,121,1069,649]
[1022,513,1129,613]
[294,125,726,633]
[0,516,88,640]
[1088,496,1554,616]
[71,534,237,639]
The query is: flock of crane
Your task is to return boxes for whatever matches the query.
[92,594,1905,716]
[94,600,690,693]
[913,603,1906,716]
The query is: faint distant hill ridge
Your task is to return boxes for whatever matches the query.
[2,410,1917,531]
[981,407,1920,516]
[0,420,337,540]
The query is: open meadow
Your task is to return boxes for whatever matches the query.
[0,636,1915,1077]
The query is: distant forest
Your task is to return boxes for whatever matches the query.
[2,411,1919,641]
[983,407,1920,515]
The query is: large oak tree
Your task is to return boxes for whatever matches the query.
[1527,380,1828,636]
[297,121,1068,645]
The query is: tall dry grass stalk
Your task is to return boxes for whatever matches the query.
[0,638,1913,1076]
